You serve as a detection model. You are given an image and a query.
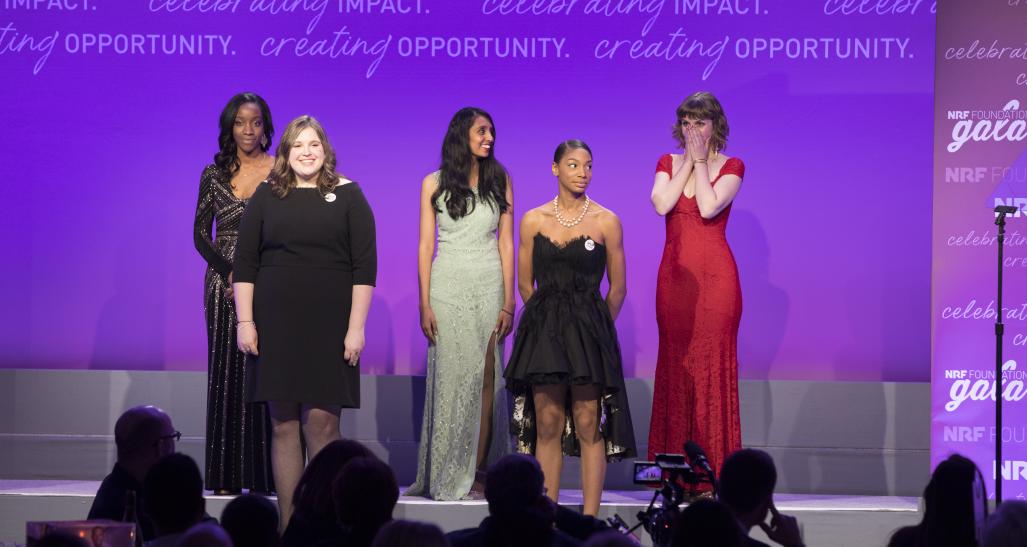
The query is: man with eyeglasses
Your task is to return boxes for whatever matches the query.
[88,405,179,542]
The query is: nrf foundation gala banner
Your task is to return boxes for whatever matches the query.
[931,1,1027,498]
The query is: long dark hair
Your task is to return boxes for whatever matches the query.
[432,107,510,220]
[214,92,274,180]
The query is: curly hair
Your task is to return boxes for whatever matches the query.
[213,92,274,180]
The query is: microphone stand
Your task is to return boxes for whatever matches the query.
[993,204,1017,505]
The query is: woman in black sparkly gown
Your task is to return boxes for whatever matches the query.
[192,92,276,494]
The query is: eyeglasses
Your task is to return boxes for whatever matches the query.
[152,431,181,446]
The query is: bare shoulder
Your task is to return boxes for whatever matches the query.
[421,171,440,192]
[521,206,548,229]
[591,203,623,240]
[531,201,557,218]
[590,201,621,225]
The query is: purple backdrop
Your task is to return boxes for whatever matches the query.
[930,1,1027,498]
[0,1,935,380]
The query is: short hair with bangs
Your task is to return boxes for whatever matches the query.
[672,91,730,153]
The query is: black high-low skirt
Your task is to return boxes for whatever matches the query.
[504,234,637,460]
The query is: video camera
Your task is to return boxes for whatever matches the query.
[610,442,717,547]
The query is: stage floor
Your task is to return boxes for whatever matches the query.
[0,480,920,546]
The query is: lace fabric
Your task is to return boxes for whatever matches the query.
[648,154,745,478]
[407,179,512,500]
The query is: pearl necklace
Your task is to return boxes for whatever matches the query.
[553,195,590,228]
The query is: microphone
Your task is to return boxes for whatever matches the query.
[684,441,714,477]
[995,205,1018,215]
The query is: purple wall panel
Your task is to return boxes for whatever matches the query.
[0,2,935,379]
[930,1,1027,499]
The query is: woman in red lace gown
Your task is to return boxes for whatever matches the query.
[648,92,745,479]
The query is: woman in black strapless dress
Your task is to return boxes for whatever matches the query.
[505,140,636,516]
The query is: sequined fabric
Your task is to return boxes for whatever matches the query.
[406,178,512,500]
[193,165,274,492]
[648,155,745,480]
[504,234,637,460]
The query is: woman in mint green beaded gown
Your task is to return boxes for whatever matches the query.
[407,108,515,500]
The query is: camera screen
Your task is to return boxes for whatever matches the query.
[634,462,663,486]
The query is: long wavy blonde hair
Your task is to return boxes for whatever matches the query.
[269,115,340,198]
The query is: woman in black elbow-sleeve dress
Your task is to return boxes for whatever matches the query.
[233,115,377,525]
[193,92,275,495]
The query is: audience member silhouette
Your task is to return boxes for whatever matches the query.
[671,498,745,547]
[447,454,581,547]
[88,405,178,542]
[581,529,639,547]
[282,439,375,547]
[371,519,450,547]
[329,456,400,547]
[555,503,614,541]
[718,449,803,547]
[983,500,1027,547]
[178,522,233,547]
[887,454,987,547]
[222,494,279,547]
[142,453,207,547]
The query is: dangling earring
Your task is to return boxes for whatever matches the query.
[261,135,268,149]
